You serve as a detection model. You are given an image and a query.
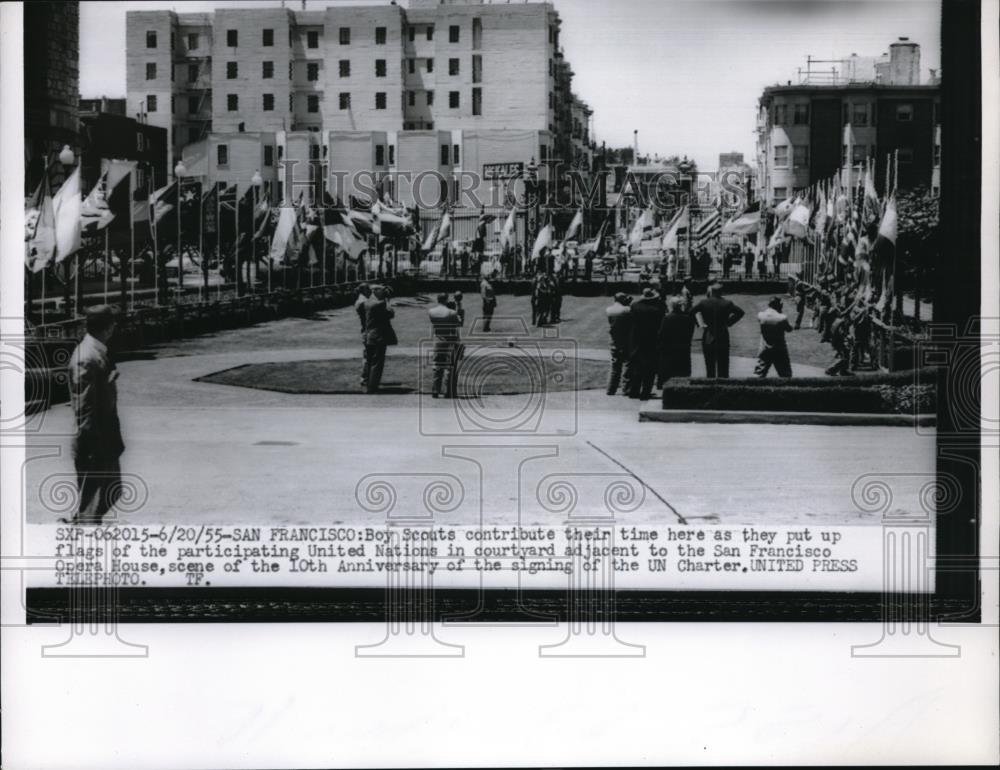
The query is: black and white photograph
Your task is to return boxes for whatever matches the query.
[1,0,996,767]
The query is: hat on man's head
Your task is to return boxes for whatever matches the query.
[642,287,657,298]
[768,296,784,311]
[614,292,630,304]
[84,304,117,336]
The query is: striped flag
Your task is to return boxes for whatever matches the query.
[691,208,722,248]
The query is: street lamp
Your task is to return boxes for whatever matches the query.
[57,146,78,318]
[59,144,75,166]
[174,161,187,292]
[251,170,264,293]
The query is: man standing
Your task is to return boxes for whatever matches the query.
[480,276,497,332]
[605,293,632,396]
[362,286,397,393]
[429,293,462,398]
[754,297,794,378]
[628,287,666,400]
[65,306,125,525]
[549,271,563,323]
[657,295,696,385]
[692,282,745,379]
[355,283,372,389]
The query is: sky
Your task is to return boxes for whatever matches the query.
[78,0,941,171]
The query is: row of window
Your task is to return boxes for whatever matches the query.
[215,141,463,170]
[772,102,918,126]
[771,142,931,169]
[158,87,484,115]
[146,22,473,51]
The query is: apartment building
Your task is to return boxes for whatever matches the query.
[125,0,594,208]
[755,38,941,205]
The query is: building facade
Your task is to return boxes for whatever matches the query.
[125,0,595,208]
[79,102,168,193]
[755,38,941,206]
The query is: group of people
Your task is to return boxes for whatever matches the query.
[793,269,878,376]
[605,280,802,399]
[530,269,564,327]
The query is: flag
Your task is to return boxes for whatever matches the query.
[81,173,115,232]
[52,166,82,262]
[813,186,827,237]
[423,210,451,252]
[327,222,368,261]
[579,217,609,256]
[785,198,812,239]
[767,222,786,253]
[26,175,57,272]
[773,197,794,221]
[877,194,897,246]
[564,209,584,242]
[105,161,135,232]
[150,181,179,226]
[692,208,722,248]
[531,220,553,260]
[499,208,517,250]
[843,123,855,189]
[628,207,654,249]
[476,210,497,242]
[422,220,441,252]
[269,205,303,266]
[862,162,881,225]
[661,206,688,250]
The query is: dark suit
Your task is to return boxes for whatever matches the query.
[692,296,745,378]
[69,334,124,524]
[605,302,632,395]
[627,296,666,399]
[429,304,462,397]
[657,311,696,383]
[362,298,397,393]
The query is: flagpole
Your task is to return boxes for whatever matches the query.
[217,183,222,302]
[148,174,156,312]
[198,183,204,304]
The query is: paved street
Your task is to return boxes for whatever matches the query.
[25,293,935,527]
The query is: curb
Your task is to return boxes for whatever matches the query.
[638,409,937,427]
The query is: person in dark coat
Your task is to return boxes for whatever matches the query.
[692,282,745,379]
[627,287,666,400]
[362,286,398,393]
[65,306,125,525]
[754,296,794,378]
[480,277,497,332]
[605,293,633,396]
[354,283,372,388]
[429,293,462,398]
[657,295,696,385]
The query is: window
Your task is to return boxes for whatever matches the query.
[897,147,914,163]
[773,186,787,200]
[549,91,554,109]
[226,61,238,79]
[540,145,548,161]
[146,62,156,80]
[426,58,434,73]
[263,60,274,79]
[262,28,273,46]
[307,62,319,81]
[227,94,238,111]
[453,144,460,165]
[375,92,387,110]
[146,30,157,48]
[188,127,200,144]
[307,30,319,48]
[773,104,787,125]
[188,63,198,83]
[449,25,460,43]
[170,94,175,113]
[188,95,199,113]
[852,144,866,164]
[339,92,351,110]
[226,29,237,47]
[339,27,350,45]
[933,144,941,167]
[792,103,809,125]
[389,145,395,165]
[449,91,459,108]
[851,102,869,127]
[408,90,415,107]
[217,145,228,166]
[309,144,320,160]
[263,93,274,111]
[793,144,809,168]
[289,61,294,80]
[264,145,274,167]
[146,94,157,112]
[375,59,387,77]
[336,60,350,78]
[472,18,482,49]
[440,144,449,166]
[449,58,459,76]
[408,58,415,74]
[307,94,319,113]
[896,103,913,122]
[376,144,385,166]
[375,26,387,45]
[472,55,482,83]
[137,133,145,151]
[472,87,482,116]
[426,90,434,106]
[773,144,788,167]
[427,25,434,41]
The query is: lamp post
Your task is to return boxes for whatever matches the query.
[525,156,538,275]
[58,145,80,317]
[251,169,263,293]
[678,158,694,278]
[174,160,187,295]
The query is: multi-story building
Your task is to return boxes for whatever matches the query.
[79,98,168,193]
[125,0,594,208]
[755,38,940,206]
